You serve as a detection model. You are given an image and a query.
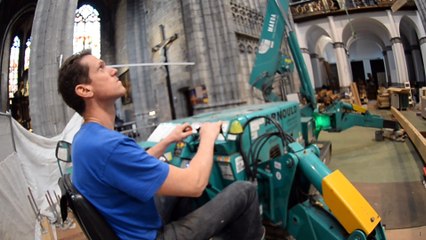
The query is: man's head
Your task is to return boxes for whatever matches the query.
[58,50,125,115]
[58,50,92,115]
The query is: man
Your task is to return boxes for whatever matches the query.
[57,50,264,240]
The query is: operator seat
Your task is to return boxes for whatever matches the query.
[58,174,119,240]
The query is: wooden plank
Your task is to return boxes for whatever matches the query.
[40,216,55,240]
[391,0,408,12]
[56,213,87,240]
[391,107,426,164]
[350,82,362,106]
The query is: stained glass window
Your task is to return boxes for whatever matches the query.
[73,4,101,58]
[9,36,20,99]
[24,37,31,70]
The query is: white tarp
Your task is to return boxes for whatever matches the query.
[0,113,83,240]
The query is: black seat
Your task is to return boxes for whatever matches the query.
[58,174,120,240]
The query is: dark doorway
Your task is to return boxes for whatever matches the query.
[324,62,339,91]
[370,59,386,87]
[351,61,365,85]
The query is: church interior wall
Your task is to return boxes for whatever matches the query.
[145,0,189,122]
[0,0,425,137]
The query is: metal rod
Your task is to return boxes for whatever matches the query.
[28,188,45,233]
[28,195,39,219]
[108,62,194,68]
[53,190,60,203]
[44,191,58,221]
[47,191,59,220]
[28,187,40,214]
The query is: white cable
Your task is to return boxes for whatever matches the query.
[108,62,195,68]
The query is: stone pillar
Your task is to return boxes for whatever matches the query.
[419,37,426,82]
[328,16,351,88]
[390,37,409,86]
[382,48,391,86]
[387,10,409,86]
[319,58,329,86]
[410,44,425,83]
[310,53,322,89]
[181,0,242,114]
[238,41,250,103]
[300,47,315,90]
[310,53,323,89]
[332,42,351,88]
[126,0,158,138]
[30,0,78,137]
[415,0,426,33]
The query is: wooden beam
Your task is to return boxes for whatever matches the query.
[350,82,362,106]
[391,107,426,164]
[391,0,408,12]
[40,216,54,240]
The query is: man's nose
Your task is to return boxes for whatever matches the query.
[110,67,118,76]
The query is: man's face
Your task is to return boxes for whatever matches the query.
[80,54,126,101]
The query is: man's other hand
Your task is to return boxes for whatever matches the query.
[166,123,193,143]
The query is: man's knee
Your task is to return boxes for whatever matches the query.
[227,181,257,198]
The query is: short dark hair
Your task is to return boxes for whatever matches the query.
[58,50,92,115]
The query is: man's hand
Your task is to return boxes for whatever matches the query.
[147,123,193,158]
[164,123,193,143]
[199,121,222,142]
[158,121,223,197]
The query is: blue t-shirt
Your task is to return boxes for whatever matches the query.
[72,122,169,240]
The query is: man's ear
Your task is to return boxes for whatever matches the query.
[75,84,93,98]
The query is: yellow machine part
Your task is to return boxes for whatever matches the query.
[352,104,367,114]
[322,170,381,235]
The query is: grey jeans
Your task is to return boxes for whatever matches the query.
[155,181,263,240]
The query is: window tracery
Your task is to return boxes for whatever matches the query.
[73,4,101,58]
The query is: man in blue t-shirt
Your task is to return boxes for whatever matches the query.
[57,50,264,240]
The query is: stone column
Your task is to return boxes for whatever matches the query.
[419,37,426,82]
[332,42,351,88]
[390,37,409,86]
[238,41,250,103]
[410,44,425,83]
[317,58,326,86]
[415,0,426,33]
[328,16,351,88]
[126,0,159,138]
[30,0,78,137]
[387,10,409,86]
[382,48,391,86]
[310,53,323,89]
[181,0,242,114]
[300,47,316,90]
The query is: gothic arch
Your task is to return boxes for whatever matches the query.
[0,2,36,120]
[399,15,423,44]
[303,24,337,88]
[343,17,391,51]
[305,25,332,55]
[76,0,118,63]
[343,17,391,92]
[399,15,425,84]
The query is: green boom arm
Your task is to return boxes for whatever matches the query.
[249,0,398,136]
[249,0,316,110]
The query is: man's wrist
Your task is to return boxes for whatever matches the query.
[162,135,176,145]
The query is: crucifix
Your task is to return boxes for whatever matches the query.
[152,24,178,120]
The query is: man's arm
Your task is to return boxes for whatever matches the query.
[147,123,192,158]
[157,122,222,197]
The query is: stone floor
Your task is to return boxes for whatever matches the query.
[318,105,426,240]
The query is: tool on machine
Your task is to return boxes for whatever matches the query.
[141,0,391,239]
